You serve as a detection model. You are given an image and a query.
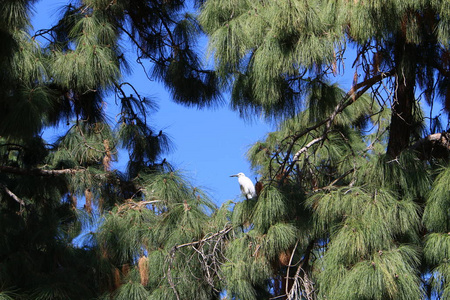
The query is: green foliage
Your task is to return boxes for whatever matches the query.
[2,0,450,299]
[262,223,298,259]
[51,12,121,91]
[319,245,422,300]
[0,0,221,299]
[200,0,341,117]
[199,0,450,297]
[251,186,286,232]
[424,233,450,266]
[423,165,450,232]
[0,294,14,300]
[114,281,150,300]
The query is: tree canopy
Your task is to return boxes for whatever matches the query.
[1,0,450,299]
[200,0,450,299]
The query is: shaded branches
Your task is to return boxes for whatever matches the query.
[1,183,25,208]
[274,70,394,184]
[285,240,316,300]
[167,224,233,297]
[0,165,85,176]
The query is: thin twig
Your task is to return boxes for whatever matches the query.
[172,225,233,251]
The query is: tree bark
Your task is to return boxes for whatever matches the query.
[386,36,417,158]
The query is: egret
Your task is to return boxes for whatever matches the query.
[230,172,257,199]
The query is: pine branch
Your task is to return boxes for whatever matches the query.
[287,136,325,174]
[277,70,394,184]
[167,250,181,300]
[116,23,168,66]
[311,168,356,193]
[116,199,162,214]
[166,224,233,297]
[171,224,233,251]
[1,184,25,207]
[407,132,450,160]
[411,132,450,150]
[0,165,85,177]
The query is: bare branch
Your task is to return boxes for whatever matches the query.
[284,136,325,177]
[285,241,299,296]
[1,184,25,207]
[116,199,163,214]
[287,240,316,300]
[0,166,85,177]
[172,225,233,251]
[411,132,450,150]
[167,250,181,300]
[165,224,233,297]
[277,70,394,183]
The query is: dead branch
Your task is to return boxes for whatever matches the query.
[411,132,450,150]
[166,224,233,297]
[285,241,299,296]
[167,250,181,300]
[285,136,325,176]
[172,225,233,251]
[286,240,316,300]
[410,132,450,159]
[413,132,450,147]
[116,199,163,214]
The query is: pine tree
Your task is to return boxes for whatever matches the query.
[3,0,450,299]
[199,0,450,299]
[0,0,221,299]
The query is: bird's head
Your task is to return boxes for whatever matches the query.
[230,172,245,178]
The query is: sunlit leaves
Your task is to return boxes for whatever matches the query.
[0,28,52,138]
[424,165,450,232]
[320,246,422,300]
[222,236,270,300]
[433,0,450,45]
[51,12,120,92]
[251,185,286,232]
[262,222,298,260]
[0,0,32,29]
[93,170,221,299]
[55,122,115,166]
[424,233,450,266]
[0,291,15,300]
[115,281,150,300]
[200,0,341,116]
[12,30,47,83]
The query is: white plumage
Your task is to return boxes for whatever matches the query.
[230,172,257,199]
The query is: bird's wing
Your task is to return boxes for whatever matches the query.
[239,177,255,194]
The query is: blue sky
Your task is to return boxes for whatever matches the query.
[32,0,274,205]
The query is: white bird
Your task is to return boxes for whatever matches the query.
[230,172,257,199]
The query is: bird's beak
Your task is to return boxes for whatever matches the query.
[230,174,238,177]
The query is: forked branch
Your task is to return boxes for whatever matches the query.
[277,70,394,183]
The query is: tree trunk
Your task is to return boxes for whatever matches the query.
[386,36,417,158]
